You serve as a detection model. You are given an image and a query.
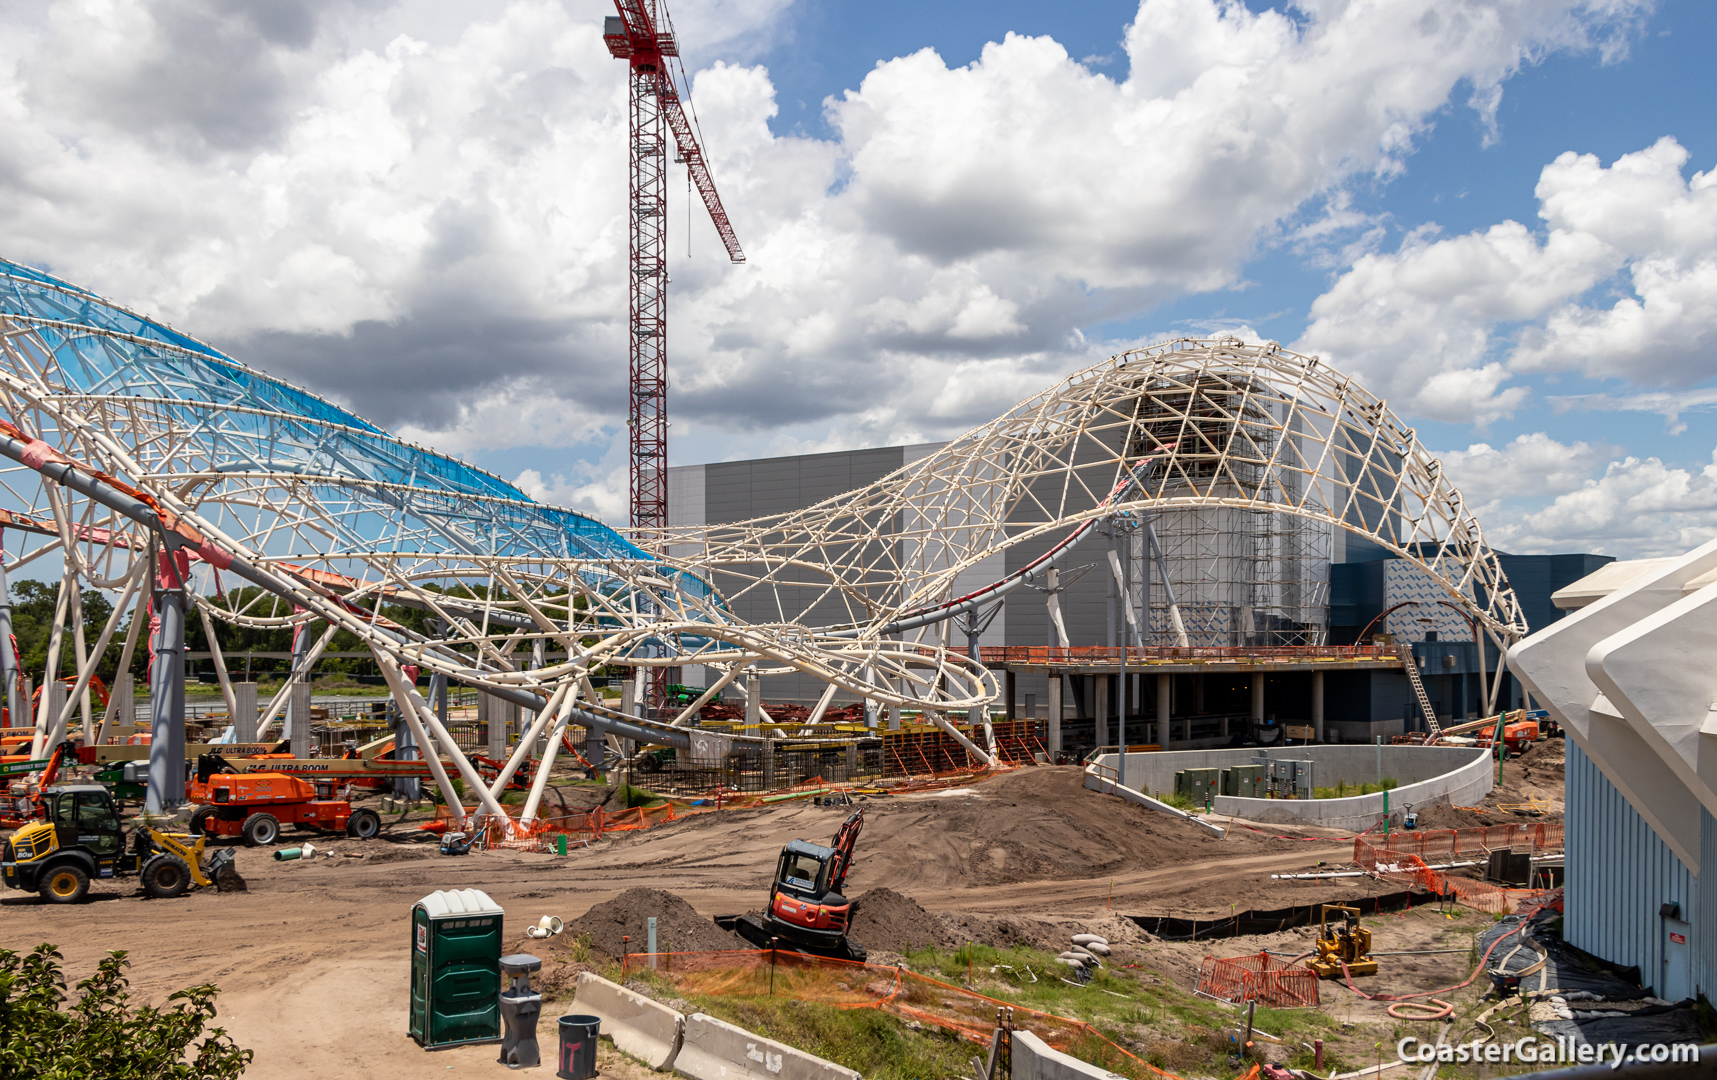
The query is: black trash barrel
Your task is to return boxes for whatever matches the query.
[556,1014,600,1080]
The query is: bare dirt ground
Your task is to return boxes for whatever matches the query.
[0,755,1563,1078]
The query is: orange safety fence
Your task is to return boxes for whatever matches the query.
[1356,822,1563,865]
[1194,952,1320,1008]
[622,949,1254,1080]
[1351,823,1560,913]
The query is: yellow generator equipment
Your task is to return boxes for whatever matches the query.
[1,784,240,903]
[1306,904,1377,979]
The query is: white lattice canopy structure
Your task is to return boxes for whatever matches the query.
[0,259,1524,822]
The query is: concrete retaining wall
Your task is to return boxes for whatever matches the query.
[1091,745,1493,832]
[1012,1030,1129,1080]
[676,1012,859,1080]
[1082,768,1226,838]
[574,972,684,1070]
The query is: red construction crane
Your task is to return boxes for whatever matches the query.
[604,0,744,535]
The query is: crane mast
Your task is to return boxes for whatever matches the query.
[604,0,743,537]
[605,0,742,715]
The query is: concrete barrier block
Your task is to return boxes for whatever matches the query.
[1012,1030,1129,1080]
[574,971,684,1070]
[676,1012,859,1080]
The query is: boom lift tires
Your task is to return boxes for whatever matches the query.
[187,807,217,836]
[346,808,381,839]
[242,813,280,847]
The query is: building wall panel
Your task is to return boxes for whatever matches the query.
[1566,740,1697,995]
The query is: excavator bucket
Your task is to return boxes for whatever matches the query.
[206,848,246,892]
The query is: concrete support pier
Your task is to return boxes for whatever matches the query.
[1313,670,1325,743]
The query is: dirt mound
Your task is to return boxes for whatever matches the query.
[1416,738,1567,830]
[848,888,946,952]
[840,767,1253,893]
[563,887,740,959]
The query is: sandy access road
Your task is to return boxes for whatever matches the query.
[1,767,1371,1078]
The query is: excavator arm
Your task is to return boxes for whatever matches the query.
[825,808,864,896]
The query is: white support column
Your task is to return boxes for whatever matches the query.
[70,579,92,743]
[198,603,239,726]
[807,680,839,726]
[232,681,258,743]
[1251,672,1265,724]
[373,651,467,827]
[103,673,133,744]
[1312,670,1325,743]
[484,690,507,759]
[378,654,514,830]
[289,679,312,758]
[743,672,760,737]
[30,574,72,758]
[40,680,65,749]
[487,682,571,800]
[1047,675,1062,755]
[521,689,578,824]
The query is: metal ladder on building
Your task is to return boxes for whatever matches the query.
[1403,654,1441,737]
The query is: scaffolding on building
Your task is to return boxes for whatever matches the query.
[1130,372,1331,646]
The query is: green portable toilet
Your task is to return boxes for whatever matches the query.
[410,888,505,1049]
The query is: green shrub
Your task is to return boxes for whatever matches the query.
[0,944,252,1079]
[618,783,665,809]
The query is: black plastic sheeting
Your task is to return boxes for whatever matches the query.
[1127,889,1439,941]
[1480,908,1704,1049]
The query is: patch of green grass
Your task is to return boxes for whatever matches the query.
[612,944,1340,1080]
[1313,778,1400,799]
[618,782,666,808]
[1155,790,1197,811]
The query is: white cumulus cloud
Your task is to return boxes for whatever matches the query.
[1300,136,1717,423]
[0,0,1655,518]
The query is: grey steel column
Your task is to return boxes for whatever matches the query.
[147,580,187,813]
[283,620,311,745]
[396,673,433,801]
[966,618,983,728]
[1118,520,1129,789]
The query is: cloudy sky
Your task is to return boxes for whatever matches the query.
[2,0,1714,557]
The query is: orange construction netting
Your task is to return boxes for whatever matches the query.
[1195,952,1319,1008]
[1357,822,1562,864]
[622,949,1253,1080]
[1353,825,1558,913]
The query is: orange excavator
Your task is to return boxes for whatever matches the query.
[0,739,78,828]
[716,807,867,962]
